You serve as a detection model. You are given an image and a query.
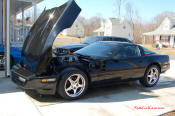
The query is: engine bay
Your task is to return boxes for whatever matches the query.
[44,52,106,76]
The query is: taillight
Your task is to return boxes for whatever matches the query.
[23,64,27,68]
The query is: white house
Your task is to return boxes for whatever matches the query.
[94,18,133,41]
[143,17,175,47]
[62,20,84,38]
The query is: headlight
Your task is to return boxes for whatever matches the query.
[57,48,71,54]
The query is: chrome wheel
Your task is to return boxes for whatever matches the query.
[147,67,159,85]
[64,74,85,98]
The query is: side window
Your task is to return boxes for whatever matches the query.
[111,37,119,41]
[116,38,123,42]
[118,38,128,42]
[102,37,112,41]
[115,45,140,58]
[112,38,126,42]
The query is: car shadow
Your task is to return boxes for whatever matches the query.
[26,76,175,106]
[0,78,21,94]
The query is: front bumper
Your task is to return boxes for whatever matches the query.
[161,63,170,73]
[11,67,57,95]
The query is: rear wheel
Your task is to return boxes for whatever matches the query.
[57,68,88,100]
[140,65,160,87]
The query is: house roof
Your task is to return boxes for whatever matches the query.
[109,18,123,25]
[143,17,175,36]
[143,28,175,36]
[94,18,125,33]
[168,17,175,26]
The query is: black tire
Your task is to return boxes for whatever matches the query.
[140,65,160,87]
[57,68,88,100]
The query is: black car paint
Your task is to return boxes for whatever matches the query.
[12,41,170,95]
[21,0,81,74]
[56,36,133,54]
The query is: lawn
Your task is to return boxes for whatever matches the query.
[53,35,85,49]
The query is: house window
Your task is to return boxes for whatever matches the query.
[161,36,170,46]
[172,25,175,28]
[123,25,126,29]
[168,36,170,42]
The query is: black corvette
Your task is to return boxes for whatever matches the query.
[56,36,133,55]
[11,0,170,100]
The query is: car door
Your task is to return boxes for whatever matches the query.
[90,45,145,82]
[104,45,145,80]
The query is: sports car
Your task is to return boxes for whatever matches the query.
[11,0,170,100]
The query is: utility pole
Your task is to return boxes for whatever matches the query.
[4,0,11,77]
[33,1,37,22]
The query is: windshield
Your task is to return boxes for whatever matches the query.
[75,42,119,58]
[82,36,102,44]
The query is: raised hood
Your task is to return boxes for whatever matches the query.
[21,0,81,74]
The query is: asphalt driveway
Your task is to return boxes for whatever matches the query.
[0,60,175,116]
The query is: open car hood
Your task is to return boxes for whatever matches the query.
[21,0,81,74]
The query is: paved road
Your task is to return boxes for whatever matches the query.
[0,60,175,116]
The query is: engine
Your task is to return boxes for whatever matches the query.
[43,53,106,76]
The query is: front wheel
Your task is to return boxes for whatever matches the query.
[140,65,160,87]
[57,68,88,100]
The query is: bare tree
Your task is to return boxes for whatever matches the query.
[125,3,135,23]
[125,3,135,38]
[115,0,126,18]
[124,9,175,44]
[84,16,102,36]
[74,16,103,36]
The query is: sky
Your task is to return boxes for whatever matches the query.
[35,0,175,22]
